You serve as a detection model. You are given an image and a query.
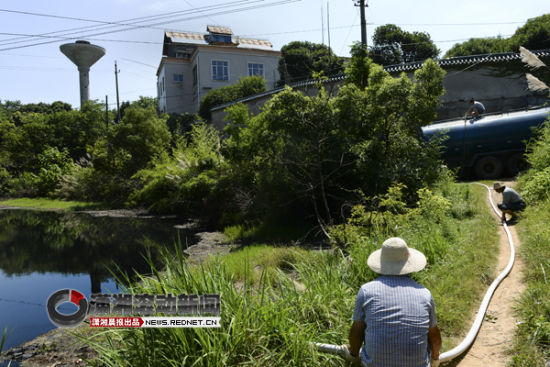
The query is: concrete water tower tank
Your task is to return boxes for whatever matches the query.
[60,40,105,108]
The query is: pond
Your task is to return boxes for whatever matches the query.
[0,209,197,354]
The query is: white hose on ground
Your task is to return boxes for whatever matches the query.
[311,183,516,365]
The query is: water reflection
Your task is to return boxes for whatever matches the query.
[0,209,194,352]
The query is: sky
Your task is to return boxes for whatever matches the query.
[1,0,550,108]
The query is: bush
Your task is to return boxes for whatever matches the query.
[519,120,550,203]
[199,76,266,120]
[0,168,12,196]
[129,123,227,217]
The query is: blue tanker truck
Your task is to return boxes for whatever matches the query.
[422,106,550,178]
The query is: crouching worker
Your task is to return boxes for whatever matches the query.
[493,182,526,223]
[347,237,442,367]
[465,98,486,119]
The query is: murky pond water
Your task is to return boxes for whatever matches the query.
[0,209,196,352]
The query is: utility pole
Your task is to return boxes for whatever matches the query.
[321,2,325,45]
[114,61,121,123]
[354,0,368,48]
[105,95,109,129]
[327,1,331,51]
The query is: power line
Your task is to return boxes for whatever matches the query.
[0,1,252,46]
[121,58,158,69]
[0,32,163,45]
[0,0,301,51]
[241,20,526,38]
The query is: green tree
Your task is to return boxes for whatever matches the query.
[0,100,72,115]
[0,101,105,174]
[345,42,372,89]
[119,96,158,120]
[444,36,510,58]
[223,58,446,234]
[277,41,344,84]
[93,105,171,177]
[369,24,440,65]
[509,13,550,51]
[199,76,266,120]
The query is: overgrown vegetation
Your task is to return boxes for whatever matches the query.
[82,181,498,366]
[1,51,448,238]
[511,111,550,366]
[445,13,550,57]
[511,204,550,366]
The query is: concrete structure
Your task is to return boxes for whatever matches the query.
[157,25,281,115]
[210,49,550,127]
[60,40,105,108]
[385,50,550,120]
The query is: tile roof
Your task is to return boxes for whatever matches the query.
[165,31,274,51]
[166,31,207,45]
[384,49,550,73]
[207,25,233,35]
[237,37,273,50]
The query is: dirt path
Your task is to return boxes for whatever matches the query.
[447,181,525,367]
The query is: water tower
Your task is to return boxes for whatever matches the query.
[60,40,105,108]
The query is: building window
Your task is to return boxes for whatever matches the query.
[248,63,264,77]
[173,74,184,83]
[212,60,229,81]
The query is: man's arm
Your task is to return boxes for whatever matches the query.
[428,325,442,361]
[348,320,366,357]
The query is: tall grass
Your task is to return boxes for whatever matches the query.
[510,203,550,366]
[83,182,499,366]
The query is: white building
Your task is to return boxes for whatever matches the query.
[157,25,281,115]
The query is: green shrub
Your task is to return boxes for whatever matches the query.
[199,76,266,120]
[0,168,12,196]
[511,202,550,366]
[519,120,550,203]
[129,123,227,216]
[520,167,550,204]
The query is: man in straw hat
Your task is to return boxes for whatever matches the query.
[346,237,441,367]
[493,182,526,223]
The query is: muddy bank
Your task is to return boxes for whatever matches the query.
[1,327,95,367]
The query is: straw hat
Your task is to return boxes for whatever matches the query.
[367,237,427,275]
[493,182,503,190]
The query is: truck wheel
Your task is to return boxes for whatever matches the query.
[506,153,528,176]
[475,156,503,179]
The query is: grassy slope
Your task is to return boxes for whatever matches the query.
[510,203,550,366]
[83,183,499,366]
[0,197,105,211]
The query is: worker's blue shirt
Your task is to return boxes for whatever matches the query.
[352,275,438,367]
[473,101,486,114]
[502,187,524,205]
